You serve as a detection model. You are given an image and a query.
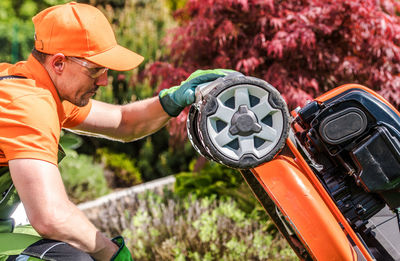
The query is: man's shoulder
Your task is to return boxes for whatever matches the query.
[0,76,54,105]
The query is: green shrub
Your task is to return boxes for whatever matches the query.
[96,147,142,187]
[59,149,110,204]
[175,160,266,215]
[136,137,155,180]
[175,161,242,197]
[58,131,110,203]
[134,134,198,181]
[121,193,297,260]
[154,140,197,177]
[165,0,187,12]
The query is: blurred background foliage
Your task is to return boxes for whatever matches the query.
[0,0,68,63]
[174,161,263,215]
[59,131,111,204]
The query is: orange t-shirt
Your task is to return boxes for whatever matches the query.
[0,55,92,166]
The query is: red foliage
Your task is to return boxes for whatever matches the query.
[146,0,400,141]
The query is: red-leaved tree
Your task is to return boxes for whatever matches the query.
[146,0,400,143]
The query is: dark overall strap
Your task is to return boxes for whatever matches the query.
[0,75,26,80]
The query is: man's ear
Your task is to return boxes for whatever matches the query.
[48,53,66,75]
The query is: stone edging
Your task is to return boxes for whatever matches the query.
[78,175,176,236]
[78,175,176,211]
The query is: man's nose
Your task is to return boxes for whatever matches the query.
[95,70,108,86]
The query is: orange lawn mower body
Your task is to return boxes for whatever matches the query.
[187,76,400,261]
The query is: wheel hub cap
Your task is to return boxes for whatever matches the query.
[229,105,262,136]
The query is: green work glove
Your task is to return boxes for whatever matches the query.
[110,236,133,261]
[159,69,237,117]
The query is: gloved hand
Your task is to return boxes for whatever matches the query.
[110,236,133,261]
[159,69,237,117]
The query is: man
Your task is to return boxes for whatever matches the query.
[0,2,233,260]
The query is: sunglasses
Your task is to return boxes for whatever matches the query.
[67,56,108,79]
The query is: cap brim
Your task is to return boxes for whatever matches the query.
[85,45,144,71]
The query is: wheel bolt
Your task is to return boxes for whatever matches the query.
[229,105,261,136]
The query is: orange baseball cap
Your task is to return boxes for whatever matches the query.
[32,2,144,71]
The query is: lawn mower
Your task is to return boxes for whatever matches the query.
[187,73,400,261]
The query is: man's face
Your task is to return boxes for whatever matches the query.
[55,56,108,107]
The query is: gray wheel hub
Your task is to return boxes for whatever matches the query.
[229,105,262,136]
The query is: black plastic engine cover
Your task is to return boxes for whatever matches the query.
[351,126,400,209]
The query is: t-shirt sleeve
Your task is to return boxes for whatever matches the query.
[0,95,60,165]
[62,99,92,128]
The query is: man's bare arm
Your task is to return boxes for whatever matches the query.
[9,159,118,260]
[72,97,170,142]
